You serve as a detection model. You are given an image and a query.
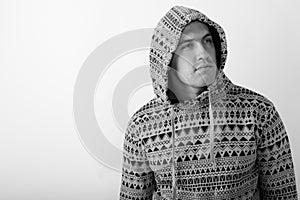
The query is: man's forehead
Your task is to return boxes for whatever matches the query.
[180,21,211,40]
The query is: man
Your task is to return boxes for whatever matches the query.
[120,5,298,199]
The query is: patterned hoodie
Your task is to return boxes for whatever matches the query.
[120,5,298,200]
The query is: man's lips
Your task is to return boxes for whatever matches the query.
[194,63,215,71]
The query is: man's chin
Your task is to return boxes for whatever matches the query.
[194,76,216,87]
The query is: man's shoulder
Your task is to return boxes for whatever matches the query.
[127,96,163,126]
[228,83,274,107]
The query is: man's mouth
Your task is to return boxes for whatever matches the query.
[194,63,215,71]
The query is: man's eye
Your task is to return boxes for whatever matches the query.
[205,37,213,44]
[181,43,193,49]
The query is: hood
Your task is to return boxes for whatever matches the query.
[149,5,228,103]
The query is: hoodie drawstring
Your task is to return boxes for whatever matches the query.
[171,105,176,199]
[208,91,216,169]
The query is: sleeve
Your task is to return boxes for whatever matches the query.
[119,118,156,200]
[257,102,298,199]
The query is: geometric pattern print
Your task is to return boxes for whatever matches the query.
[120,73,298,199]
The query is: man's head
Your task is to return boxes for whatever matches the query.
[168,21,218,98]
[149,6,227,102]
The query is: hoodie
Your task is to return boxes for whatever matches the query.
[120,5,298,200]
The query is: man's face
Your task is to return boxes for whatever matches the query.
[169,21,218,89]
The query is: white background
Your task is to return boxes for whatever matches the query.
[1,0,300,199]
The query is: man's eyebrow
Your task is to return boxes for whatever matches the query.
[178,33,212,45]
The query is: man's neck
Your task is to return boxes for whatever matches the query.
[168,84,207,102]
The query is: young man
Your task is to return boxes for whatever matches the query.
[120,5,298,199]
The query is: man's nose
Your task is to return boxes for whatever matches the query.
[195,42,209,61]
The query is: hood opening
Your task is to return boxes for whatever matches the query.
[165,19,223,104]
